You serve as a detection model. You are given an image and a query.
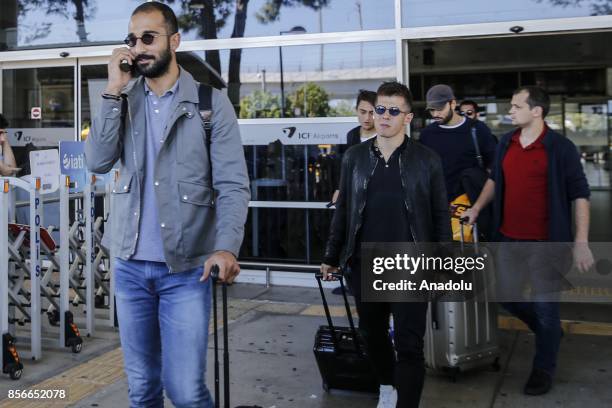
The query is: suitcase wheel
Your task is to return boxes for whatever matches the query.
[9,367,22,380]
[71,342,82,354]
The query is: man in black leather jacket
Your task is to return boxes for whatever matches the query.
[321,81,451,408]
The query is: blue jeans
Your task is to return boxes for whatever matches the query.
[114,259,213,408]
[496,237,565,375]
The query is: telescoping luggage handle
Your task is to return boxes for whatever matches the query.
[210,265,230,408]
[314,271,363,356]
[210,266,265,408]
[431,221,479,330]
[459,220,479,255]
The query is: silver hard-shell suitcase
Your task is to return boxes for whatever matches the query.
[424,223,500,381]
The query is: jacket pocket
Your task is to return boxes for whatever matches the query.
[178,180,214,206]
[110,172,134,254]
[112,172,133,194]
[178,180,215,258]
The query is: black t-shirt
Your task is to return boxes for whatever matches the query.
[419,118,497,200]
[355,137,413,262]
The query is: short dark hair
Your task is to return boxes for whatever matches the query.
[376,81,413,112]
[513,86,550,118]
[132,1,178,35]
[0,113,8,129]
[355,90,376,109]
[459,100,479,112]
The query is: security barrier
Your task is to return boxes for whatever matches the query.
[0,152,116,379]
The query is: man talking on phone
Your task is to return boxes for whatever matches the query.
[84,2,250,407]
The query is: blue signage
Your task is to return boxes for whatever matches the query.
[59,141,86,192]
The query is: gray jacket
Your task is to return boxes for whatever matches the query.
[85,68,250,273]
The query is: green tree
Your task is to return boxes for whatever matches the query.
[255,0,329,23]
[288,83,330,117]
[329,100,355,117]
[161,0,233,77]
[239,89,287,118]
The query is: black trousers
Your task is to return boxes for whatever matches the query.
[347,267,428,408]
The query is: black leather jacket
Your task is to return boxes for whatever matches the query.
[323,136,452,269]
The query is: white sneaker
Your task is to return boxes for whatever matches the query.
[376,384,398,408]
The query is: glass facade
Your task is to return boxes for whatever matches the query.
[409,32,612,189]
[0,0,394,50]
[402,0,612,27]
[182,41,396,116]
[1,1,611,264]
[1,66,74,173]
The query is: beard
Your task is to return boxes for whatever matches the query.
[136,44,172,78]
[437,108,454,125]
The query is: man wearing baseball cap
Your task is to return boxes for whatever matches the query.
[419,84,497,238]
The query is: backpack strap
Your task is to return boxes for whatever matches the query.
[197,83,214,189]
[197,83,213,148]
[469,119,485,169]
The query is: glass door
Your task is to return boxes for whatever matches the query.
[78,58,109,143]
[405,31,612,189]
[1,59,77,175]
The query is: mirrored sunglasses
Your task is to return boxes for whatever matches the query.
[374,105,408,116]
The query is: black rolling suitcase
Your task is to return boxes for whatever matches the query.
[211,265,262,408]
[313,271,378,393]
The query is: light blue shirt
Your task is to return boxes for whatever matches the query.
[132,80,179,262]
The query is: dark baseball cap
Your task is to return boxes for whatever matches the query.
[426,84,455,110]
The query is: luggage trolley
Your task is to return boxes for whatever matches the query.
[1,176,43,361]
[9,177,82,354]
[65,172,115,333]
[64,174,97,336]
[31,174,83,353]
[2,176,83,364]
[90,170,116,327]
[91,169,118,328]
[1,178,23,380]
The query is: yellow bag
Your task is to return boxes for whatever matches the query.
[450,193,474,242]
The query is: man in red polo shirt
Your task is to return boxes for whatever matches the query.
[464,86,593,396]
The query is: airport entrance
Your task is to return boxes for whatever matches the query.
[407,31,612,189]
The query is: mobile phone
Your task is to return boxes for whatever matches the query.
[119,59,135,75]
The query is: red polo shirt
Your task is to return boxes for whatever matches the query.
[500,126,549,240]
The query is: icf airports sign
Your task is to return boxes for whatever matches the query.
[238,118,354,146]
[7,128,73,147]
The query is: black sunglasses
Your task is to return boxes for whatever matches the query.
[124,32,175,47]
[460,110,475,116]
[374,105,409,116]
